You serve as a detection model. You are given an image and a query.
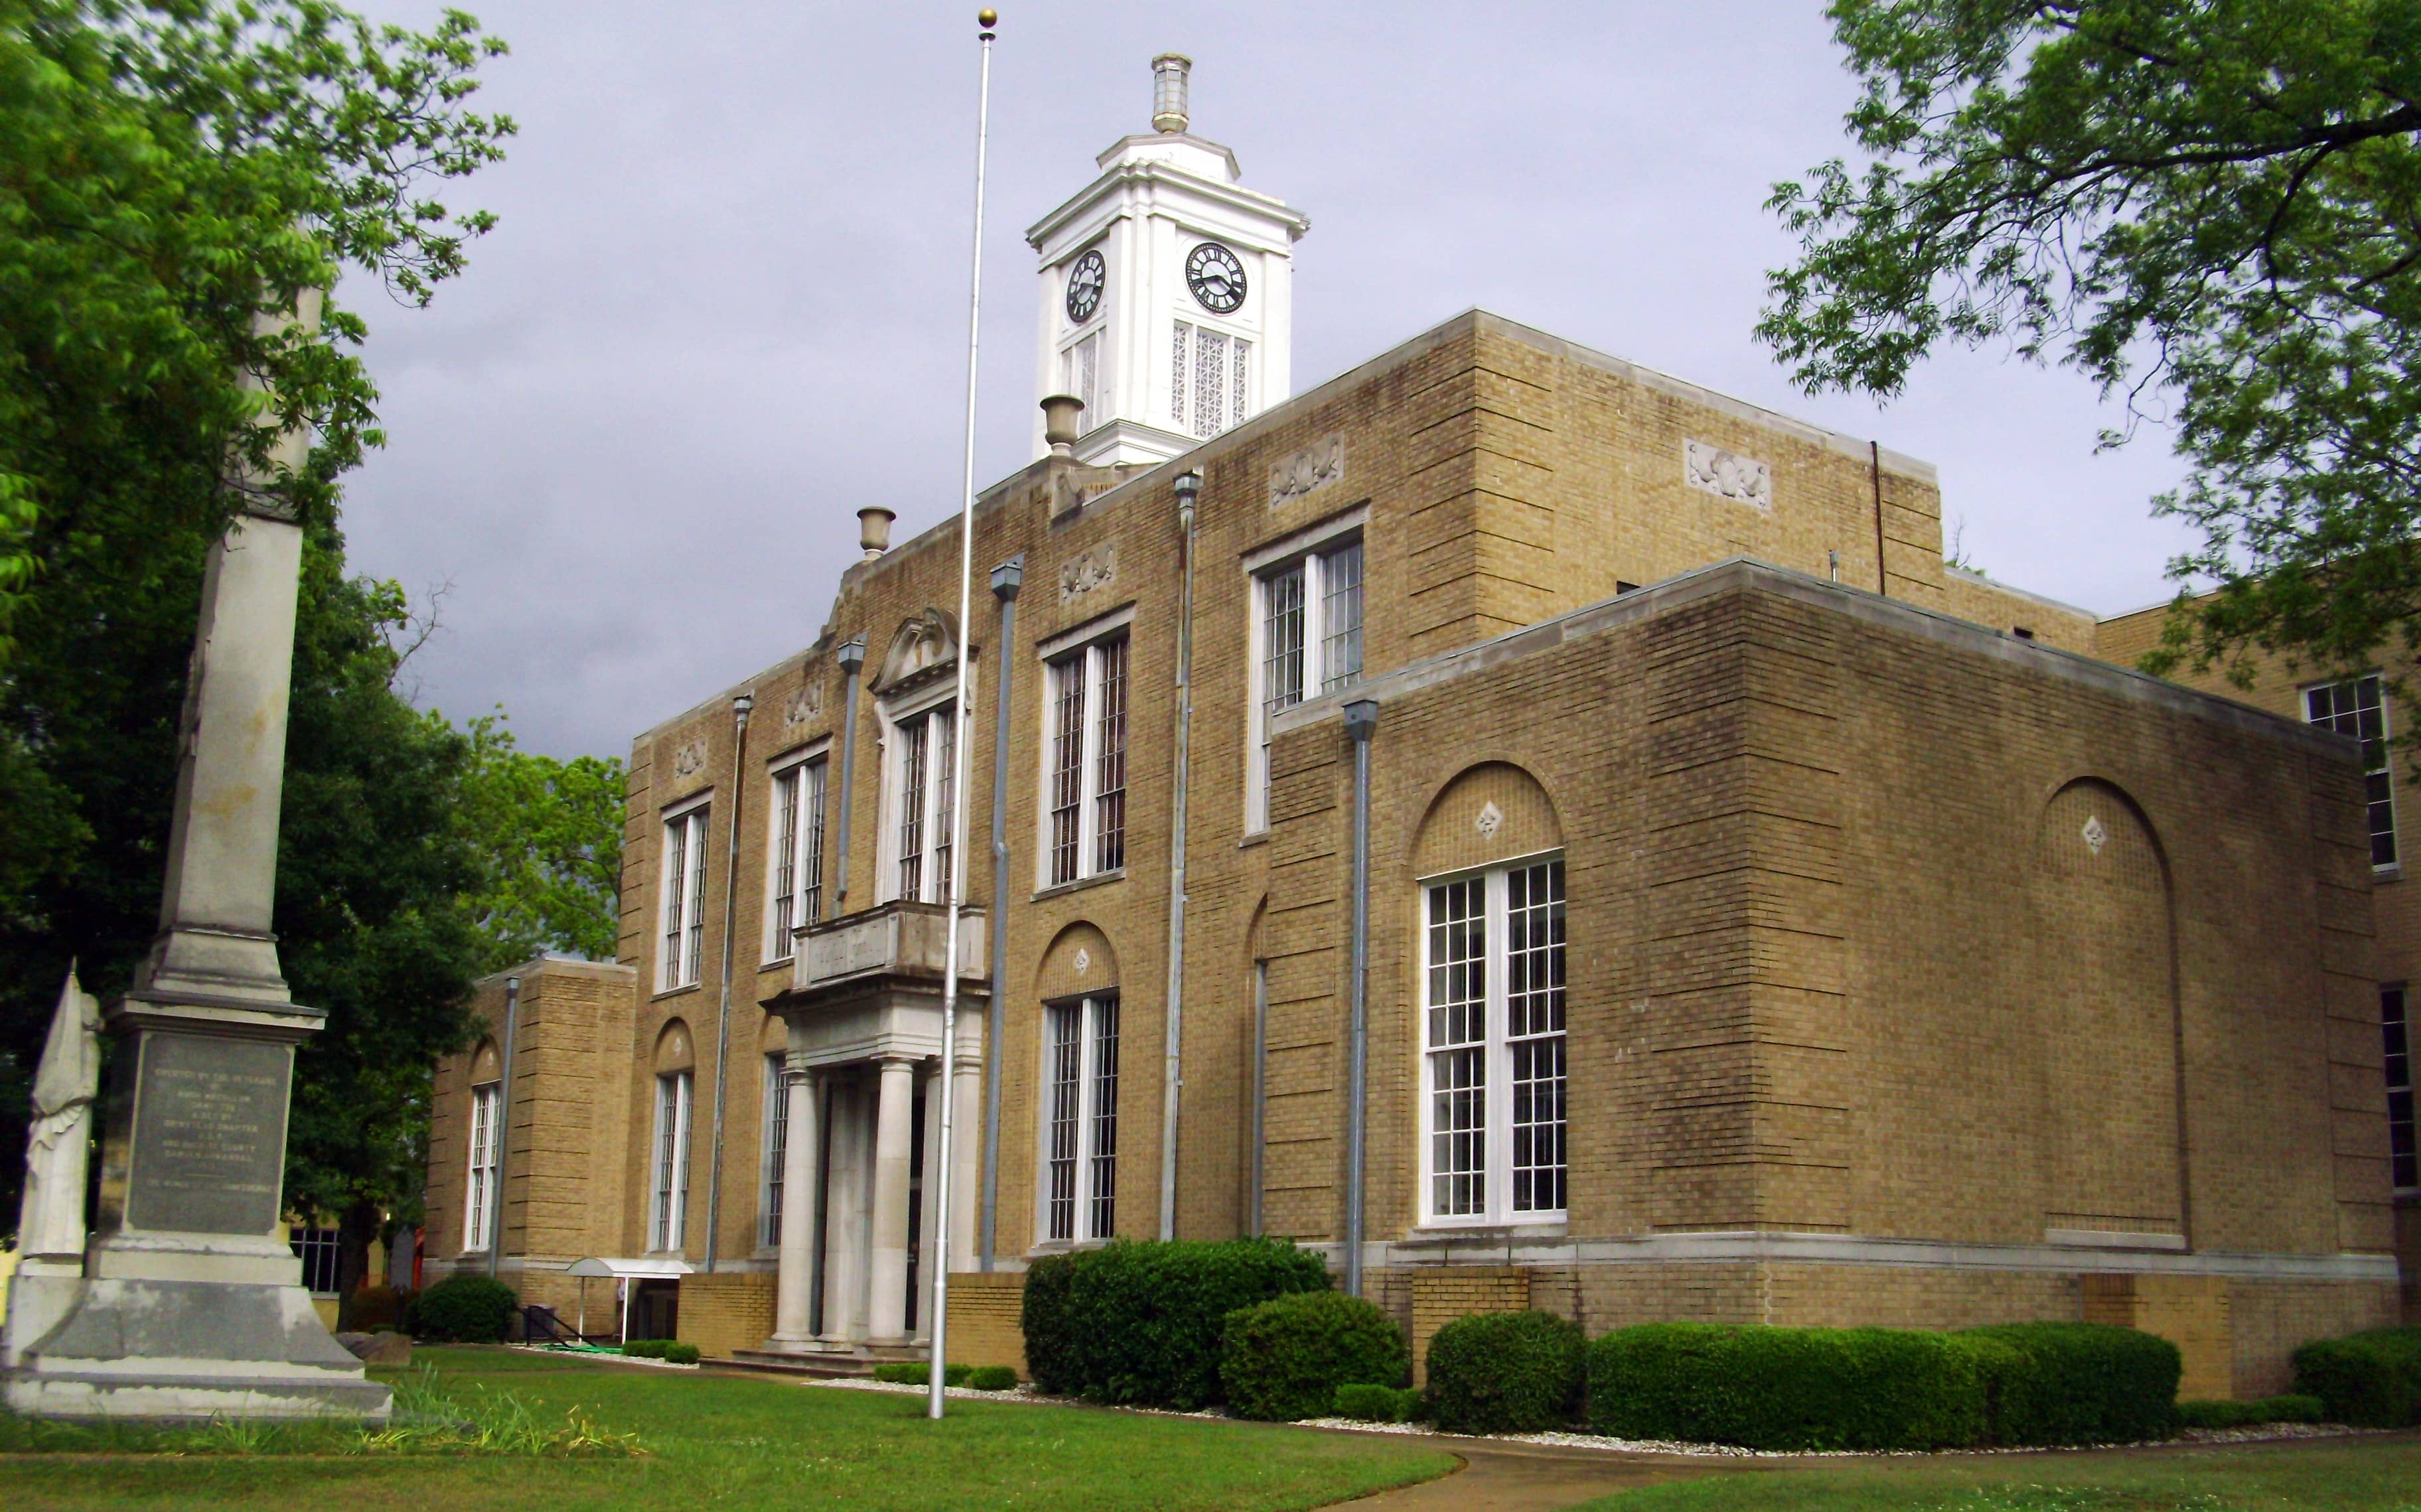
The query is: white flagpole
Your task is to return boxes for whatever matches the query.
[930,5,995,1422]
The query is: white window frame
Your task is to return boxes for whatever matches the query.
[1035,608,1136,889]
[763,745,830,961]
[1245,510,1369,832]
[650,1069,694,1253]
[2305,674,2399,870]
[1418,853,1568,1229]
[464,1080,500,1253]
[1037,993,1120,1244]
[876,673,975,906]
[760,1052,789,1248]
[658,796,712,991]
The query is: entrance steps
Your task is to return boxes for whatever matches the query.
[726,1341,929,1379]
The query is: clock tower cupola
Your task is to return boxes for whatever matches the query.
[1026,55,1311,466]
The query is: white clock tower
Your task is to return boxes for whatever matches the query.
[1026,55,1311,466]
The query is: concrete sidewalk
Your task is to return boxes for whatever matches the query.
[1327,1434,1757,1510]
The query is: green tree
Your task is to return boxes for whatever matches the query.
[1759,0,2421,688]
[459,715,626,972]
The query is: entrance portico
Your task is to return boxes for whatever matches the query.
[756,901,982,1361]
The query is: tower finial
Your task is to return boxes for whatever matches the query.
[1152,54,1191,133]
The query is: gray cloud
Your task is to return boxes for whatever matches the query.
[339,1,2198,759]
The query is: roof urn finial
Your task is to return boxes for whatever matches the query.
[1151,54,1191,133]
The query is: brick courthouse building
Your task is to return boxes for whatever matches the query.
[423,60,2400,1397]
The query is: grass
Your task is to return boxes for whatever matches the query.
[0,1346,1455,1511]
[1572,1437,2421,1510]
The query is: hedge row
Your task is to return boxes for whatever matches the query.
[1220,1291,1407,1422]
[2292,1327,2421,1427]
[1582,1322,2178,1450]
[411,1274,517,1343]
[1428,1312,1585,1434]
[2177,1395,2323,1429]
[1022,1238,1329,1409]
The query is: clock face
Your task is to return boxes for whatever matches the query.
[1064,249,1105,324]
[1186,242,1246,314]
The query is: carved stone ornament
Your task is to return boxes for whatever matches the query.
[2081,814,2108,855]
[1684,439,1773,509]
[1074,947,1091,976]
[784,680,824,728]
[1475,801,1504,839]
[1059,544,1118,604]
[873,608,962,694]
[672,739,709,778]
[1269,433,1345,509]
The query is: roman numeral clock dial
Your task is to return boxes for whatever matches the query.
[1064,248,1105,323]
[1186,241,1246,313]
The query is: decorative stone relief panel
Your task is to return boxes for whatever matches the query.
[1059,544,1117,604]
[672,739,709,778]
[783,679,824,729]
[1684,439,1772,510]
[1269,433,1345,509]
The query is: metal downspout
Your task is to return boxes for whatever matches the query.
[487,973,521,1280]
[983,558,1023,1269]
[703,692,754,1272]
[832,638,867,910]
[1159,470,1202,1241]
[1342,698,1378,1296]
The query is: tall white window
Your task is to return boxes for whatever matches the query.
[1248,536,1364,829]
[760,1054,789,1247]
[1422,857,1566,1225]
[660,805,711,990]
[766,758,828,958]
[1171,321,1251,438]
[650,1069,694,1252]
[1062,333,1100,433]
[2306,675,2398,868]
[463,1081,501,1251]
[1042,994,1120,1242]
[890,707,958,904]
[1042,630,1130,887]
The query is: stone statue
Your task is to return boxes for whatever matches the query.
[15,967,100,1265]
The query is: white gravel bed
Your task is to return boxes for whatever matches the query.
[799,1375,1041,1403]
[1293,1415,2386,1458]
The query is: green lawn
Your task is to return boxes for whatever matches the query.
[1576,1436,2421,1510]
[0,1347,1455,1511]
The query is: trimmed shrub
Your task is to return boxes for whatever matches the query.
[2177,1395,2324,1430]
[2293,1328,2421,1426]
[968,1365,1019,1391]
[1018,1237,1331,1408]
[1961,1322,2180,1445]
[411,1274,518,1343]
[663,1342,701,1365]
[621,1339,669,1359]
[1334,1383,1420,1422]
[1220,1292,1409,1422]
[1589,1323,1988,1451]
[871,1362,974,1387]
[1428,1311,1585,1434]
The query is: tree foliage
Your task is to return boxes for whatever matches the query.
[459,716,624,972]
[1761,1,2421,687]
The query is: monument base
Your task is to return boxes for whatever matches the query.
[4,1277,390,1421]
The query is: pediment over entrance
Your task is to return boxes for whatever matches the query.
[873,608,966,695]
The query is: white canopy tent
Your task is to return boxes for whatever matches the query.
[561,1257,694,1345]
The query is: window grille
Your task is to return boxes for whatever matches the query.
[761,1054,788,1248]
[897,716,928,902]
[465,1081,501,1251]
[1043,995,1120,1242]
[770,768,799,949]
[1250,537,1364,829]
[290,1225,342,1296]
[1423,859,1568,1223]
[2388,986,2416,1191]
[1193,330,1227,439]
[1426,878,1487,1217]
[2306,676,2398,866]
[1041,631,1131,886]
[1050,657,1085,886]
[1320,541,1364,692]
[1094,637,1128,874]
[652,1070,692,1252]
[1171,322,1190,425]
[1045,1003,1081,1241]
[660,808,711,989]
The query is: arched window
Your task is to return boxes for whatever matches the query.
[651,1021,696,1253]
[463,1038,503,1253]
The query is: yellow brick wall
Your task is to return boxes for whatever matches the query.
[1407,1267,1527,1386]
[944,1271,1028,1376]
[678,1272,776,1361]
[2085,1273,2234,1401]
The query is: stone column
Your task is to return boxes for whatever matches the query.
[769,1064,820,1345]
[950,1031,982,1274]
[820,1077,865,1343]
[865,1057,916,1345]
[5,293,386,1423]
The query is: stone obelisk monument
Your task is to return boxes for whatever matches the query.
[3,292,388,1420]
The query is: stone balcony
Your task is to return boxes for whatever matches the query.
[764,900,986,1069]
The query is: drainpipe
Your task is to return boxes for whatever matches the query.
[703,691,753,1272]
[1159,470,1202,1241]
[487,973,521,1280]
[982,557,1023,1269]
[833,637,867,910]
[1250,959,1267,1237]
[1870,441,1888,597]
[1341,697,1378,1296]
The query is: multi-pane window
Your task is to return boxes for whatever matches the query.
[891,707,958,904]
[1249,537,1366,829]
[1422,858,1568,1223]
[2387,987,2416,1192]
[760,1054,790,1247]
[2307,676,2398,867]
[1043,632,1130,886]
[1062,334,1100,433]
[1171,321,1252,438]
[767,758,828,957]
[290,1225,341,1295]
[1042,994,1120,1242]
[464,1081,501,1251]
[659,807,711,989]
[651,1069,693,1253]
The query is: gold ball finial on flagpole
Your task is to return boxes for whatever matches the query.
[978,9,996,26]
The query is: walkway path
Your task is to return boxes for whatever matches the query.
[1325,1433,1757,1510]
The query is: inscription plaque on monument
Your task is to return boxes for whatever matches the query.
[125,1034,291,1235]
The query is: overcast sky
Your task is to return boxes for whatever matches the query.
[338,1,2201,760]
